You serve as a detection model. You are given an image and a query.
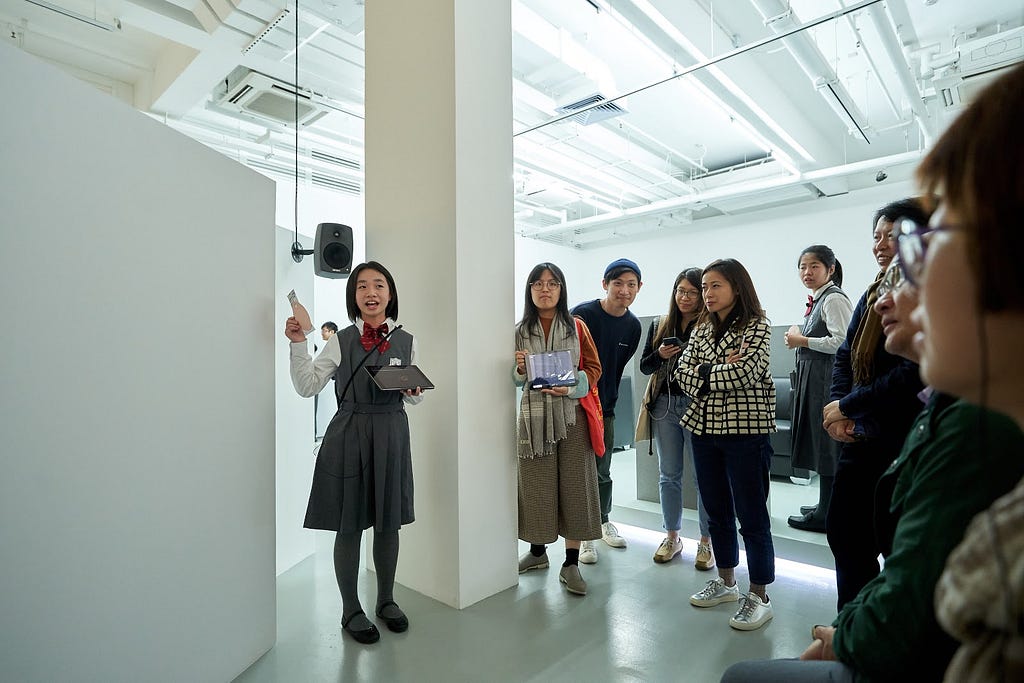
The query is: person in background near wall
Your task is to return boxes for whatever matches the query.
[675,258,777,631]
[822,197,928,610]
[914,62,1024,682]
[515,262,603,597]
[638,267,714,569]
[321,321,338,341]
[571,258,643,564]
[720,256,1024,682]
[285,262,423,645]
[784,246,853,532]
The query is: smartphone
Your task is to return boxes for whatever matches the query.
[737,333,747,355]
[661,336,682,347]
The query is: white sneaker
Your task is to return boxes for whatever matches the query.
[601,521,627,548]
[729,592,774,631]
[579,540,598,564]
[689,578,741,607]
[653,536,683,564]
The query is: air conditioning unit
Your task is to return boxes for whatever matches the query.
[216,69,330,127]
[933,26,1024,111]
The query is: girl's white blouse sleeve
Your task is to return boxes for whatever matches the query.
[290,332,341,397]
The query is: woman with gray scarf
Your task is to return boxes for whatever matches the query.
[514,262,603,596]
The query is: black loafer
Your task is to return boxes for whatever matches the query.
[376,600,409,633]
[342,611,380,644]
[799,504,818,516]
[788,512,827,533]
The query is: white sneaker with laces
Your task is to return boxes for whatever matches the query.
[729,592,774,631]
[579,540,598,564]
[653,536,683,564]
[689,578,741,607]
[601,521,627,548]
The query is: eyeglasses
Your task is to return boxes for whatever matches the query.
[530,279,562,291]
[876,260,906,299]
[896,216,946,286]
[675,288,699,299]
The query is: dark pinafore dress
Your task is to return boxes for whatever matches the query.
[303,325,416,533]
[790,284,848,477]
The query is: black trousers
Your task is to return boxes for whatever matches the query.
[825,442,899,610]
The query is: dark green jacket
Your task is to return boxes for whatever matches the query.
[831,394,1024,682]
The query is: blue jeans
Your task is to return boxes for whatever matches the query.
[691,433,775,585]
[650,393,710,537]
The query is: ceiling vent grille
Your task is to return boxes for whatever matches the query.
[218,70,330,127]
[555,92,628,125]
[245,158,361,196]
[311,149,360,171]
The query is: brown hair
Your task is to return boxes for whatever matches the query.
[701,258,766,333]
[915,62,1024,311]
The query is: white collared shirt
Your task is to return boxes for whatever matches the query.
[805,282,854,355]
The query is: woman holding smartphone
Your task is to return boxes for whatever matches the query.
[285,261,422,645]
[673,258,777,631]
[513,262,603,596]
[638,268,714,569]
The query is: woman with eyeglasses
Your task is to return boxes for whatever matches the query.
[820,197,928,611]
[638,268,714,569]
[719,256,1024,682]
[784,245,853,532]
[905,62,1024,682]
[514,262,603,596]
[674,258,777,631]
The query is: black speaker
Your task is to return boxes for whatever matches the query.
[314,223,353,278]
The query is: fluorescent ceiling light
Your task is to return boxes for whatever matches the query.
[616,0,815,164]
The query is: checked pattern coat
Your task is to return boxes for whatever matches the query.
[672,317,777,436]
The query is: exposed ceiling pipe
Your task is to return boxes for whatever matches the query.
[519,149,923,239]
[837,3,900,118]
[749,0,872,143]
[864,2,935,144]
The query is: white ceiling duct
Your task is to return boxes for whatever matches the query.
[750,0,872,143]
[520,149,923,239]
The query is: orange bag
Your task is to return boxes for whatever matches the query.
[575,318,606,457]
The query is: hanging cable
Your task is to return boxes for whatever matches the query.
[294,0,299,249]
[290,0,314,263]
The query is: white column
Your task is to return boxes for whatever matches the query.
[364,0,517,608]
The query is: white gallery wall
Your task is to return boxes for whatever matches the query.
[274,226,319,574]
[0,43,276,682]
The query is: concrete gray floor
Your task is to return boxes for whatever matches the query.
[236,450,839,682]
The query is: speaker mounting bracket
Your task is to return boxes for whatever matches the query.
[291,241,315,263]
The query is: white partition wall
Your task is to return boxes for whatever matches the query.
[0,43,276,682]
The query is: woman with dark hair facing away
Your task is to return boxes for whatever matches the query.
[285,261,423,645]
[673,258,777,631]
[784,246,853,532]
[822,198,928,610]
[913,62,1024,681]
[638,268,714,568]
[514,262,603,596]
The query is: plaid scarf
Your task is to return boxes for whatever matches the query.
[515,316,581,459]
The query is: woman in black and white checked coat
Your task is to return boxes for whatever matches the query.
[673,258,777,632]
